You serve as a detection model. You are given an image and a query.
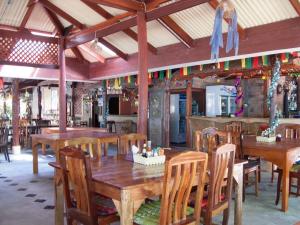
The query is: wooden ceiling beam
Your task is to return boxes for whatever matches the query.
[19,3,36,29]
[209,0,246,39]
[71,47,88,63]
[41,4,64,35]
[98,37,128,60]
[67,0,210,48]
[290,0,300,16]
[83,0,144,12]
[146,0,173,10]
[78,44,106,63]
[81,0,157,54]
[39,0,85,29]
[158,16,194,48]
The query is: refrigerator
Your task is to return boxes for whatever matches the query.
[170,94,186,144]
[206,85,237,117]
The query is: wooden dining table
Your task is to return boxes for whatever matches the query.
[53,152,246,225]
[31,128,113,174]
[242,135,300,212]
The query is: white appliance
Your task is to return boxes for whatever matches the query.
[206,85,237,117]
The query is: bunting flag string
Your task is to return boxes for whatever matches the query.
[159,71,165,80]
[148,73,152,84]
[166,69,172,80]
[245,58,252,69]
[241,58,246,69]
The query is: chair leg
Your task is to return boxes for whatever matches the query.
[242,173,246,202]
[271,163,274,183]
[222,208,229,225]
[5,146,10,162]
[258,164,261,183]
[297,178,300,197]
[204,214,212,225]
[255,169,259,197]
[275,169,282,205]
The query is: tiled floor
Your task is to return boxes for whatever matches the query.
[0,148,300,225]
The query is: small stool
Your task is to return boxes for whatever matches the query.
[107,121,116,133]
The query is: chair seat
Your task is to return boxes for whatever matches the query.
[95,194,117,216]
[134,200,194,225]
[71,194,117,217]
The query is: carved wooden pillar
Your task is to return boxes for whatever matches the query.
[186,81,192,147]
[163,81,170,147]
[59,37,67,132]
[137,10,148,136]
[37,86,42,120]
[12,79,21,154]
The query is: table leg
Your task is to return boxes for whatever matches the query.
[233,164,243,225]
[32,141,38,174]
[120,190,134,225]
[54,169,64,225]
[281,166,289,212]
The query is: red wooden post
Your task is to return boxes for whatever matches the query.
[59,37,67,132]
[37,86,42,120]
[137,10,148,136]
[12,79,21,154]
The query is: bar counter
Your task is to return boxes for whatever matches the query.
[187,116,300,145]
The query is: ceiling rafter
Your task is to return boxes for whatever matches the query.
[146,0,173,10]
[208,0,246,39]
[78,44,106,63]
[158,16,194,48]
[98,37,128,60]
[39,0,85,29]
[66,0,211,48]
[290,0,300,16]
[19,2,36,29]
[83,0,144,12]
[40,3,89,64]
[81,0,157,54]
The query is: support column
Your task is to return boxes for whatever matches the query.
[12,79,21,154]
[137,10,148,136]
[59,37,67,132]
[186,81,192,147]
[297,77,300,112]
[263,77,270,118]
[37,86,42,120]
[163,81,170,147]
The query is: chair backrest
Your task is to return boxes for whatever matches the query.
[0,127,9,145]
[97,136,119,157]
[59,147,97,225]
[284,125,300,139]
[160,151,208,225]
[225,121,243,133]
[64,137,99,158]
[194,129,231,154]
[119,133,147,155]
[207,144,235,214]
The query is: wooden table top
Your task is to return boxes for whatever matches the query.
[242,135,300,152]
[91,152,246,191]
[31,130,114,141]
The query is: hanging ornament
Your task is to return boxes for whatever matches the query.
[210,0,239,60]
[234,77,244,117]
[0,77,3,89]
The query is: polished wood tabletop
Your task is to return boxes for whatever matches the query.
[242,135,300,212]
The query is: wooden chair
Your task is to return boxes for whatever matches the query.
[275,125,300,205]
[59,146,119,225]
[225,121,243,133]
[97,136,119,157]
[64,137,100,158]
[202,144,236,225]
[134,151,208,225]
[0,127,10,162]
[119,133,147,155]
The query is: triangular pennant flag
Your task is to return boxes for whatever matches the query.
[217,62,225,70]
[159,70,165,80]
[120,77,124,85]
[281,53,289,63]
[199,65,203,71]
[101,80,106,89]
[241,58,246,69]
[166,69,172,80]
[253,57,259,69]
[148,73,152,84]
[262,55,269,66]
[224,61,230,71]
[245,58,252,69]
[154,71,159,79]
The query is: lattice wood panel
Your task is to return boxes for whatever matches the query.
[0,35,58,67]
